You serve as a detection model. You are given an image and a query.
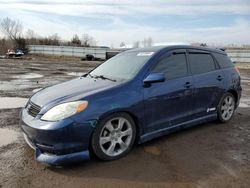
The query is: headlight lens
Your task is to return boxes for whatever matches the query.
[41,101,88,121]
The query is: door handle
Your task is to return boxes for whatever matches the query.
[217,75,224,81]
[184,82,192,88]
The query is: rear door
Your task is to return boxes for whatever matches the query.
[187,50,225,118]
[143,49,195,133]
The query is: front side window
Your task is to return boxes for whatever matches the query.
[152,52,188,80]
[189,53,216,75]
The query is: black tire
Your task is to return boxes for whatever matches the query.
[91,112,136,161]
[86,54,94,61]
[217,92,236,123]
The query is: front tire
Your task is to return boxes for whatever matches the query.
[91,113,136,160]
[217,93,236,123]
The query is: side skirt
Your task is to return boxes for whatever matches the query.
[139,113,217,144]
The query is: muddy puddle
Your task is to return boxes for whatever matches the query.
[0,97,28,109]
[66,72,85,77]
[0,128,18,147]
[239,98,250,108]
[241,77,250,80]
[12,73,44,79]
[242,80,250,83]
[32,88,43,93]
[0,79,38,91]
[144,146,161,155]
[0,79,35,91]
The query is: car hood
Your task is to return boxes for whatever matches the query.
[31,77,119,108]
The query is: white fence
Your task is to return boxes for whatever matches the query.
[28,45,110,60]
[226,48,250,63]
[28,45,250,63]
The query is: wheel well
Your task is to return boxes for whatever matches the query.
[88,111,141,157]
[227,89,238,103]
[124,111,141,143]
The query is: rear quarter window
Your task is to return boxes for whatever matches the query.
[213,53,234,68]
[189,53,216,75]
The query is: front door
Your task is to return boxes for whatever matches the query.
[143,50,195,134]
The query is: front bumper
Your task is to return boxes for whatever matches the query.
[23,133,89,165]
[21,108,95,165]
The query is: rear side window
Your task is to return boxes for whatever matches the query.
[189,53,216,75]
[152,52,188,80]
[213,53,234,68]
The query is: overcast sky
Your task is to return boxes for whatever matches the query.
[0,0,250,47]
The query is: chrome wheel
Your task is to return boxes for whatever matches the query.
[220,95,235,121]
[99,117,133,157]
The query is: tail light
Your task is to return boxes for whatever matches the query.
[235,67,240,75]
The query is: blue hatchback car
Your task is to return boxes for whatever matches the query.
[21,45,241,165]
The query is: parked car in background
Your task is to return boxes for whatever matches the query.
[15,49,24,57]
[21,45,241,165]
[6,49,24,58]
[6,49,16,57]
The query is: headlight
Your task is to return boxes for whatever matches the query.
[41,101,88,121]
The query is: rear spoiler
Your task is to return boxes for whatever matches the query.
[198,44,226,52]
[218,48,225,51]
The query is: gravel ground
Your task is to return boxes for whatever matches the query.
[0,57,250,188]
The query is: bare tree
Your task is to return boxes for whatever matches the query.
[48,33,61,45]
[26,29,36,39]
[26,29,40,45]
[147,37,153,47]
[141,38,146,48]
[133,41,140,48]
[0,17,23,40]
[81,34,97,47]
[120,41,126,47]
[110,43,114,49]
[141,37,153,47]
[0,38,13,54]
[71,34,81,46]
[200,43,207,47]
[0,17,29,52]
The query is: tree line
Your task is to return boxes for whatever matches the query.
[0,17,154,55]
[0,17,97,54]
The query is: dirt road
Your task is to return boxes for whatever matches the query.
[0,57,250,188]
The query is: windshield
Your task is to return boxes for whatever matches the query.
[90,51,153,80]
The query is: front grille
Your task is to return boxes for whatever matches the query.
[27,101,41,117]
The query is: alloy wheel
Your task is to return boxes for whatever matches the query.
[99,117,133,157]
[220,95,235,121]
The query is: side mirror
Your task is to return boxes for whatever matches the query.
[143,73,165,84]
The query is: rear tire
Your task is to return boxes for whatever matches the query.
[91,113,136,161]
[217,93,236,123]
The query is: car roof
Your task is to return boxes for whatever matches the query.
[127,45,227,55]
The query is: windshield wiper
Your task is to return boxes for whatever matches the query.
[91,74,116,82]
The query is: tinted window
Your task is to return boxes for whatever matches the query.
[213,53,234,68]
[189,53,216,75]
[152,52,188,80]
